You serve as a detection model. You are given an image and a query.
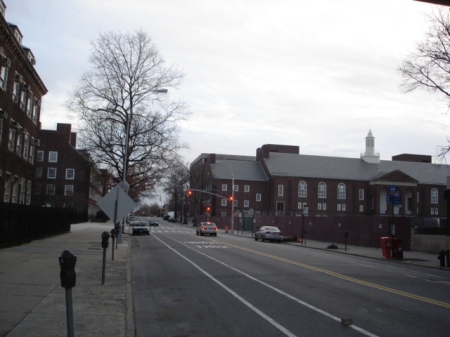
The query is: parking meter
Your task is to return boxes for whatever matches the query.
[110,228,117,239]
[59,250,77,288]
[101,231,110,249]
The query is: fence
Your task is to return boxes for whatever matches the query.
[0,202,73,248]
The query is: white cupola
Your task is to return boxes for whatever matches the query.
[361,129,380,163]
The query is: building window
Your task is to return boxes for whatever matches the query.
[298,202,303,209]
[37,150,44,162]
[278,185,283,196]
[35,167,43,178]
[323,203,327,210]
[298,181,307,197]
[23,133,29,159]
[19,178,26,204]
[48,168,57,179]
[276,202,284,211]
[318,203,322,210]
[32,103,39,124]
[337,204,341,211]
[221,199,227,206]
[66,169,75,180]
[26,180,32,205]
[359,205,363,212]
[12,81,19,102]
[222,184,227,191]
[8,124,16,151]
[318,182,326,198]
[256,193,261,202]
[431,188,438,204]
[48,151,58,163]
[26,95,33,118]
[15,133,23,157]
[342,204,346,211]
[234,184,239,192]
[29,144,35,164]
[233,200,238,207]
[3,174,11,202]
[12,179,19,203]
[20,91,26,110]
[359,189,364,200]
[0,62,9,91]
[244,200,249,207]
[46,184,55,195]
[244,185,250,192]
[0,118,3,144]
[435,208,439,215]
[337,183,346,199]
[417,192,419,203]
[221,211,227,217]
[64,185,74,196]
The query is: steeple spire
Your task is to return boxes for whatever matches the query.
[361,129,380,163]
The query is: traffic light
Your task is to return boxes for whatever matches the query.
[229,196,233,201]
[206,206,211,212]
[187,190,193,197]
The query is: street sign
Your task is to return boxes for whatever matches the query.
[97,184,136,224]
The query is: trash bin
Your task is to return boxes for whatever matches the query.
[380,237,392,259]
[392,238,403,259]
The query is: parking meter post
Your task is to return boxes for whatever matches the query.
[101,231,110,285]
[304,229,307,245]
[59,250,77,337]
[438,249,446,268]
[110,229,117,261]
[446,249,450,268]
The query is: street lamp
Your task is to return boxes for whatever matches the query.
[222,161,235,234]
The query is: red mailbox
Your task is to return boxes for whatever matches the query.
[380,237,392,259]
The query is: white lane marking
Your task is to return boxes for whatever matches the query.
[153,235,297,337]
[154,234,378,336]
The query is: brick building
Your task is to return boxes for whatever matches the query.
[189,131,449,224]
[0,0,47,204]
[34,123,107,222]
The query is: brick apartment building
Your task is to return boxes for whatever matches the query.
[0,1,47,204]
[34,123,108,221]
[189,131,449,224]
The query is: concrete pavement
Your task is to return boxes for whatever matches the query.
[0,221,448,337]
[0,221,132,337]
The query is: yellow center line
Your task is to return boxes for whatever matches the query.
[220,241,450,309]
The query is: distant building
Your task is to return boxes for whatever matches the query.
[189,131,449,222]
[0,0,48,204]
[35,123,108,222]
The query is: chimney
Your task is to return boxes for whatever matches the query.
[56,123,71,143]
[70,132,77,148]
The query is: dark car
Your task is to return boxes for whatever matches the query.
[168,217,176,223]
[254,226,283,243]
[149,221,159,227]
[163,215,170,220]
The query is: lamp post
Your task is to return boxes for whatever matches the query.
[116,88,168,244]
[222,161,235,234]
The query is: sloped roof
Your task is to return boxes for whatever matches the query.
[264,152,450,185]
[211,160,268,181]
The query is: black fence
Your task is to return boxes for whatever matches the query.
[0,202,73,248]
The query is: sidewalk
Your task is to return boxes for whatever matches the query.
[0,221,132,337]
[228,228,448,271]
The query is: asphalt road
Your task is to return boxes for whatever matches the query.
[130,219,450,337]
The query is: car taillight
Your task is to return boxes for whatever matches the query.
[202,227,206,230]
[266,231,271,234]
[214,228,218,231]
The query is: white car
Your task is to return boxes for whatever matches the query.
[196,222,218,236]
[254,226,283,243]
[131,221,150,235]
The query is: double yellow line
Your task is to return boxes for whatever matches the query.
[223,241,450,309]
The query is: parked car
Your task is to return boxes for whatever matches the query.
[128,216,138,223]
[168,217,176,223]
[254,226,283,243]
[132,221,150,235]
[196,222,218,236]
[149,221,159,227]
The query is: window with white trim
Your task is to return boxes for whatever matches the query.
[337,183,346,199]
[233,200,238,207]
[19,178,26,204]
[66,169,75,180]
[12,179,19,203]
[48,168,57,179]
[318,203,322,210]
[32,103,39,124]
[48,151,58,163]
[298,181,307,197]
[318,182,326,198]
[8,124,16,151]
[26,180,32,205]
[359,189,364,200]
[0,63,9,91]
[46,184,55,195]
[3,174,11,202]
[26,95,33,118]
[12,81,19,102]
[222,184,227,191]
[256,193,261,202]
[221,199,227,206]
[298,202,303,209]
[244,200,249,207]
[337,204,341,211]
[359,205,363,212]
[431,188,438,204]
[435,208,438,215]
[64,185,74,196]
[29,144,35,164]
[37,150,44,162]
[15,133,23,157]
[23,133,29,160]
[244,185,250,192]
[278,184,283,196]
[342,204,346,211]
[20,91,26,110]
[233,184,239,192]
[322,203,326,210]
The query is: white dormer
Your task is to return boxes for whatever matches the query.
[361,129,380,164]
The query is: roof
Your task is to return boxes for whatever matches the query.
[264,152,450,185]
[211,160,268,181]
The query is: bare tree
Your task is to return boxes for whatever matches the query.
[162,157,190,222]
[66,30,189,200]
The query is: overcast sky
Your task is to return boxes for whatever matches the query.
[7,0,450,166]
